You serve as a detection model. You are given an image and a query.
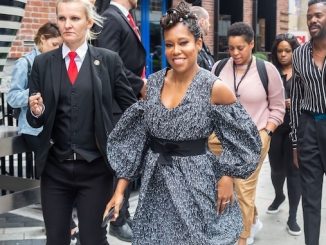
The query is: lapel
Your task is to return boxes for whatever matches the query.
[88,45,110,133]
[112,5,142,43]
[88,45,111,146]
[50,47,63,103]
[88,45,104,100]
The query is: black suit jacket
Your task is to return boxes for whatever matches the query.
[27,45,137,176]
[95,5,146,97]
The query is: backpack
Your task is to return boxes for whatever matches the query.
[12,56,32,120]
[214,57,269,95]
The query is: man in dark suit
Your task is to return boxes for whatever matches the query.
[27,1,136,244]
[96,0,146,100]
[95,0,146,241]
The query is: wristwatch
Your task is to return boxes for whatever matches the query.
[264,128,273,137]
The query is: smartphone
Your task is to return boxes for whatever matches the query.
[102,199,125,228]
[101,207,115,227]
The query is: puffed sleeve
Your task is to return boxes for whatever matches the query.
[210,101,261,179]
[107,101,148,180]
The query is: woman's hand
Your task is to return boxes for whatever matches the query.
[29,92,44,116]
[293,148,299,169]
[103,178,129,222]
[216,176,234,214]
[285,98,291,109]
[103,192,124,222]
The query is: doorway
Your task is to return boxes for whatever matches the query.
[135,0,172,76]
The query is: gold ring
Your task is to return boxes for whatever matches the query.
[223,200,230,204]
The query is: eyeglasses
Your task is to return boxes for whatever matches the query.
[275,33,295,41]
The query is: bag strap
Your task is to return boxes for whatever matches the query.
[21,56,32,86]
[256,58,269,95]
[214,58,229,77]
[215,57,269,95]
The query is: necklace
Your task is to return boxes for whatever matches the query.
[233,58,253,98]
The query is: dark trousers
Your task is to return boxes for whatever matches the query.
[41,155,114,245]
[22,134,39,178]
[268,121,301,220]
[297,113,326,245]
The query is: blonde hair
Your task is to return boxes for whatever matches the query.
[56,0,103,40]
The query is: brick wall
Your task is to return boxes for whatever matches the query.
[277,0,289,34]
[8,0,57,59]
[243,0,253,25]
[9,0,288,59]
[201,0,214,52]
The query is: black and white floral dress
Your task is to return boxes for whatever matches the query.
[107,68,261,245]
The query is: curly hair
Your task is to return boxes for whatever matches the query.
[160,1,201,40]
[308,0,326,6]
[271,33,300,70]
[227,22,254,43]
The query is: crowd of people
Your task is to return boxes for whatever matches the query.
[6,0,326,244]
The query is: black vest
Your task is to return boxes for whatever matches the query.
[51,52,101,162]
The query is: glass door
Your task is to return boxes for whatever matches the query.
[135,0,172,76]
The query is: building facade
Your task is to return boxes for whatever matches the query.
[7,0,291,72]
[8,0,57,59]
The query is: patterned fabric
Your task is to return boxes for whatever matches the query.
[107,68,261,245]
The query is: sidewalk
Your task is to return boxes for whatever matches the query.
[0,158,325,245]
[254,159,326,244]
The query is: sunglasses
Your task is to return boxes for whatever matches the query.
[275,33,295,41]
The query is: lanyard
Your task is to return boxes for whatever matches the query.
[233,58,253,98]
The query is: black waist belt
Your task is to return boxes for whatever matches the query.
[65,152,85,161]
[149,137,207,166]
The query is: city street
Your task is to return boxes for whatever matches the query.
[0,157,325,245]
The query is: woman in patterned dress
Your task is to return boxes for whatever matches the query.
[104,2,261,244]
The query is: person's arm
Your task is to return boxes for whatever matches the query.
[210,80,261,214]
[215,175,234,214]
[103,178,129,221]
[26,56,46,128]
[290,60,302,168]
[112,53,138,111]
[97,14,145,97]
[97,15,122,53]
[211,81,236,214]
[265,63,286,133]
[123,66,146,98]
[7,58,30,108]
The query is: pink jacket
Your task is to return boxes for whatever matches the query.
[212,57,285,130]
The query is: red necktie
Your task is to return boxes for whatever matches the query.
[127,13,140,40]
[68,51,78,85]
[127,14,146,78]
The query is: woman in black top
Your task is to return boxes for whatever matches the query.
[267,33,301,236]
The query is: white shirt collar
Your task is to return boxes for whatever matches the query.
[110,2,129,17]
[62,41,88,60]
